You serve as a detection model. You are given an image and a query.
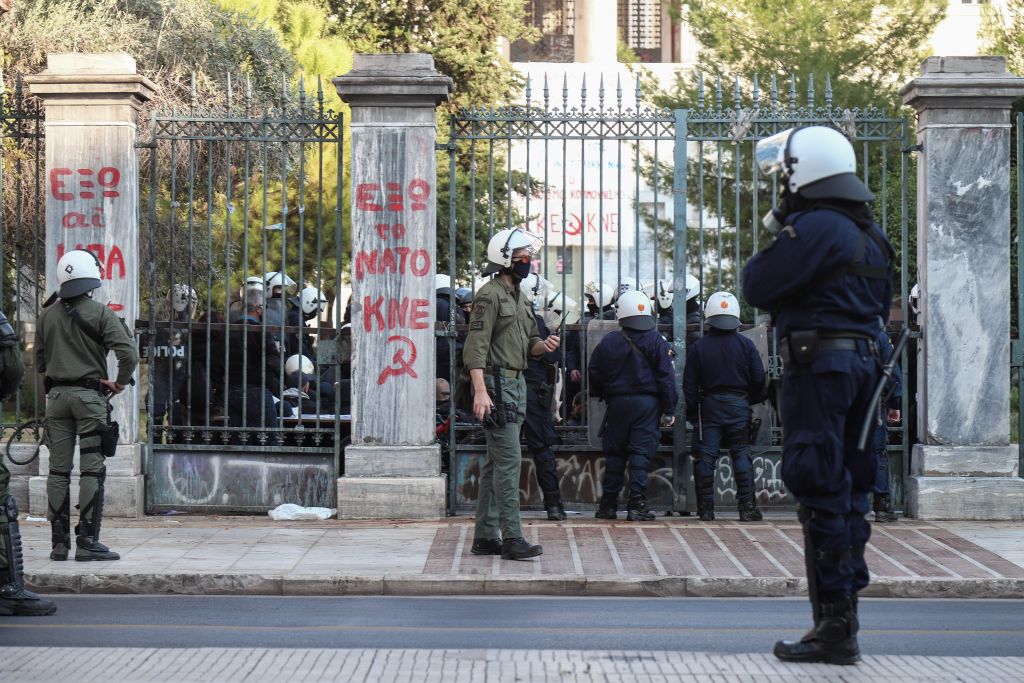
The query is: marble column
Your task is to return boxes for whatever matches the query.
[333,54,452,519]
[24,53,155,518]
[574,0,619,64]
[900,56,1024,520]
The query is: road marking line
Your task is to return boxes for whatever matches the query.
[908,528,1002,579]
[873,527,961,579]
[636,528,667,576]
[738,527,792,577]
[669,527,708,576]
[450,525,467,575]
[566,527,584,575]
[705,528,751,577]
[602,527,626,575]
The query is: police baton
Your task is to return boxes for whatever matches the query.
[856,327,909,452]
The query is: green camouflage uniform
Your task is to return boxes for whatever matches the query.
[0,327,26,580]
[462,277,540,541]
[35,296,137,554]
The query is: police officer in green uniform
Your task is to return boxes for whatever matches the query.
[0,308,57,615]
[36,249,138,562]
[464,228,559,561]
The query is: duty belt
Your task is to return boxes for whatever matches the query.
[707,390,748,400]
[489,367,522,379]
[47,378,105,393]
[778,336,864,365]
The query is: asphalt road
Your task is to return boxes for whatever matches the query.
[2,596,1022,656]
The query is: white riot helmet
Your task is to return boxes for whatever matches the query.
[704,291,741,330]
[755,126,873,202]
[57,249,103,298]
[170,284,198,316]
[656,279,673,310]
[284,354,315,375]
[584,281,615,310]
[616,290,656,331]
[685,273,700,302]
[435,274,452,295]
[615,277,645,301]
[264,271,296,291]
[546,291,581,325]
[483,227,542,275]
[299,286,327,316]
[521,273,551,304]
[240,276,263,300]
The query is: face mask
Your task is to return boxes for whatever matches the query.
[587,304,598,315]
[511,260,531,279]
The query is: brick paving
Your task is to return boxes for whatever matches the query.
[422,519,1024,582]
[3,647,1023,682]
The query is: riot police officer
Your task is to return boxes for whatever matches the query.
[0,309,57,615]
[454,287,474,319]
[656,273,701,347]
[589,290,678,520]
[435,274,465,383]
[37,249,139,562]
[463,228,558,560]
[744,126,893,665]
[149,284,196,436]
[872,328,902,523]
[684,291,766,522]
[286,285,326,358]
[583,281,616,322]
[521,274,565,520]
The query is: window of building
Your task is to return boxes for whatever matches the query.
[511,0,576,63]
[618,0,662,62]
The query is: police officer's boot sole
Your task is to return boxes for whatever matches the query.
[626,497,656,521]
[738,501,763,522]
[0,597,58,616]
[75,548,120,561]
[773,636,861,665]
[49,543,69,562]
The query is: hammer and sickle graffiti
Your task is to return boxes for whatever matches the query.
[376,334,418,385]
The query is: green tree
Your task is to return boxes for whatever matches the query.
[981,0,1024,75]
[641,0,945,302]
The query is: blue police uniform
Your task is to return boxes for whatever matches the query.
[524,313,564,517]
[872,329,902,518]
[683,327,766,519]
[589,326,678,517]
[743,204,893,608]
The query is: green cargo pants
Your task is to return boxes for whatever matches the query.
[474,373,527,541]
[0,456,10,574]
[45,387,108,542]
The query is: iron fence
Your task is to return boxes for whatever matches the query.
[443,70,914,514]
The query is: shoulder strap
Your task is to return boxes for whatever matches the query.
[617,331,657,375]
[61,300,107,349]
[794,205,892,288]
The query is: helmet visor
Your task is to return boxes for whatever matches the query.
[508,228,544,259]
[755,129,795,176]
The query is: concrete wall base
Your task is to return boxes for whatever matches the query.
[29,474,144,518]
[4,444,40,513]
[337,476,446,520]
[912,444,1019,477]
[908,475,1024,520]
[345,444,440,477]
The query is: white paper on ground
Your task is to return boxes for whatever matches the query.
[268,503,337,521]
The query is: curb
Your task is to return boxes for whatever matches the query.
[25,572,1024,599]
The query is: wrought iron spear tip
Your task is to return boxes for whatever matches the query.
[226,72,233,109]
[189,72,197,108]
[807,72,815,105]
[561,73,568,105]
[733,75,741,107]
[825,73,833,107]
[524,74,532,103]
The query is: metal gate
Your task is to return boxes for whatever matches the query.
[443,71,913,514]
[140,78,348,513]
[0,75,46,456]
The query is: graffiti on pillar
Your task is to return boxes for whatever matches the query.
[353,178,433,385]
[49,165,128,312]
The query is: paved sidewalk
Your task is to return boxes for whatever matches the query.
[4,648,1024,682]
[19,513,1024,597]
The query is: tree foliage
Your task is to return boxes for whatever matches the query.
[641,0,946,300]
[981,0,1024,76]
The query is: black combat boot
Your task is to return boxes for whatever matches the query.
[738,497,763,522]
[697,499,715,522]
[544,492,567,521]
[1,495,57,616]
[773,597,860,665]
[501,537,543,560]
[873,494,898,523]
[470,538,502,555]
[595,492,618,519]
[49,493,71,562]
[626,492,656,521]
[75,471,119,561]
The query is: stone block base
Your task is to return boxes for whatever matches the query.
[337,476,446,519]
[908,476,1024,520]
[4,444,40,512]
[912,444,1019,477]
[39,443,142,476]
[344,444,440,477]
[29,474,144,518]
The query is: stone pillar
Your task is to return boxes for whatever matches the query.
[333,54,451,519]
[574,0,619,64]
[24,53,154,518]
[900,56,1024,520]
